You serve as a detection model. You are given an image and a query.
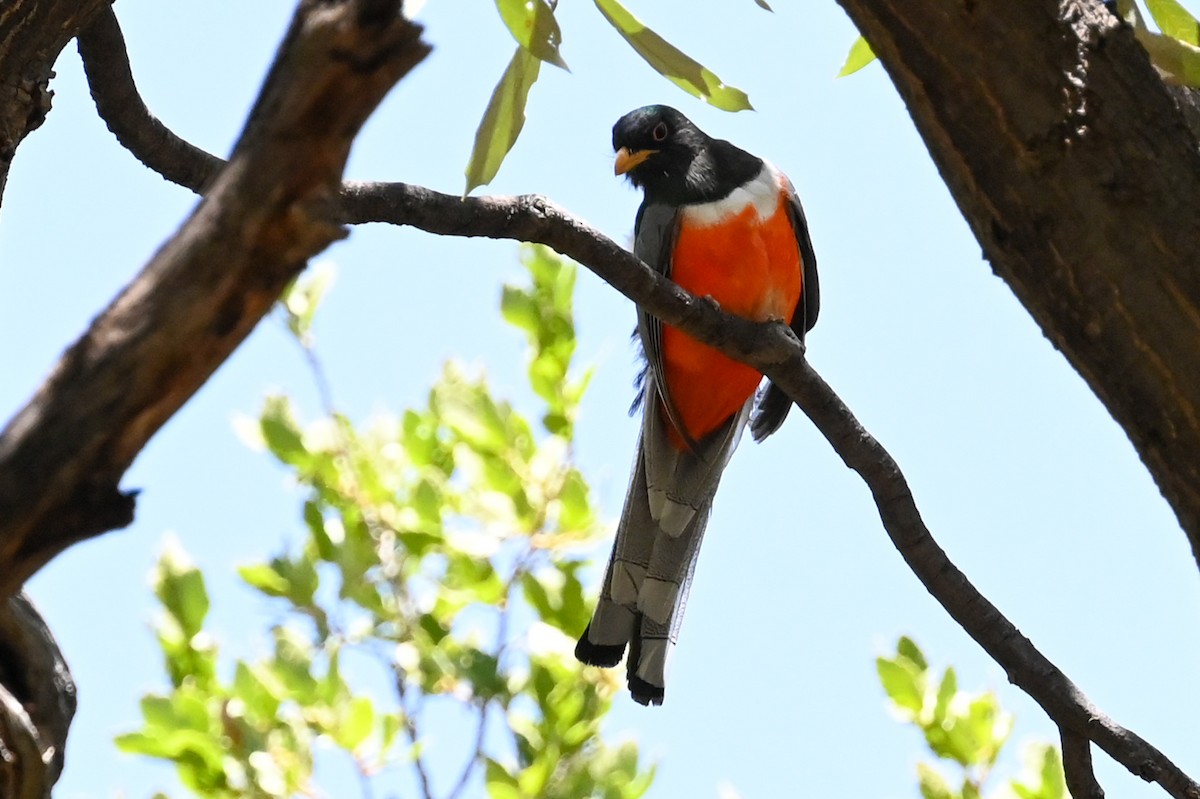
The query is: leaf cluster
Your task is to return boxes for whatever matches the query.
[467,0,757,193]
[119,246,653,799]
[878,637,1066,799]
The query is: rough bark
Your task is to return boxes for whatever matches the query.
[0,595,74,799]
[0,0,110,206]
[835,0,1200,563]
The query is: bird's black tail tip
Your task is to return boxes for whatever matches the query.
[575,627,626,668]
[750,383,792,442]
[628,673,665,706]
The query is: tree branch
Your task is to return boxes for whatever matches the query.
[76,5,223,192]
[0,0,430,599]
[63,4,1200,797]
[1062,728,1105,799]
[0,0,111,207]
[0,594,74,799]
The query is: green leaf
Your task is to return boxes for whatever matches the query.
[838,35,877,77]
[437,371,512,455]
[465,47,541,195]
[1039,745,1067,799]
[260,396,308,468]
[1137,29,1200,85]
[877,655,925,714]
[897,636,928,671]
[933,667,957,722]
[1146,0,1200,44]
[593,0,752,110]
[934,691,1010,767]
[281,261,336,342]
[380,712,402,752]
[917,762,955,799]
[154,539,209,640]
[518,755,554,796]
[459,647,506,700]
[486,757,522,799]
[238,563,291,597]
[557,468,594,531]
[269,627,320,705]
[754,0,773,10]
[304,501,337,561]
[444,553,506,604]
[1011,743,1067,799]
[233,662,282,723]
[501,285,540,335]
[495,0,569,68]
[332,695,375,751]
[1117,0,1147,29]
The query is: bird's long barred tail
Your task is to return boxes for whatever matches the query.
[574,446,714,706]
[628,502,711,703]
[576,393,751,705]
[575,438,666,703]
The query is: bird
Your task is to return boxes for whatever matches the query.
[574,105,820,705]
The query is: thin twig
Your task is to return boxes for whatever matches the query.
[391,665,436,799]
[355,753,377,799]
[444,688,489,799]
[443,546,535,799]
[291,324,440,798]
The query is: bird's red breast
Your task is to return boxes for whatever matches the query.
[661,178,803,450]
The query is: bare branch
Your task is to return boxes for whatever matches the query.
[0,0,430,598]
[1062,727,1105,799]
[389,665,436,799]
[76,5,223,192]
[789,358,1200,799]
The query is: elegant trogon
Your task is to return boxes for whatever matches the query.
[574,105,820,706]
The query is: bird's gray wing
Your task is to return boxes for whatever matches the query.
[750,177,820,441]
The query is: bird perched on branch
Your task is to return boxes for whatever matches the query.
[575,105,820,705]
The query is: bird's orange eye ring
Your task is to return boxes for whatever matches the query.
[652,122,668,142]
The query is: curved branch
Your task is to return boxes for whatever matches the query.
[0,593,76,799]
[76,6,223,191]
[791,357,1198,799]
[68,5,1200,798]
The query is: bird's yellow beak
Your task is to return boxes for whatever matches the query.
[614,146,655,175]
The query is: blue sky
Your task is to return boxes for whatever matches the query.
[3,1,1198,797]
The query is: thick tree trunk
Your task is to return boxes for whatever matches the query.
[835,0,1200,564]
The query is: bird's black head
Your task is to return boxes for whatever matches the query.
[612,105,761,205]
